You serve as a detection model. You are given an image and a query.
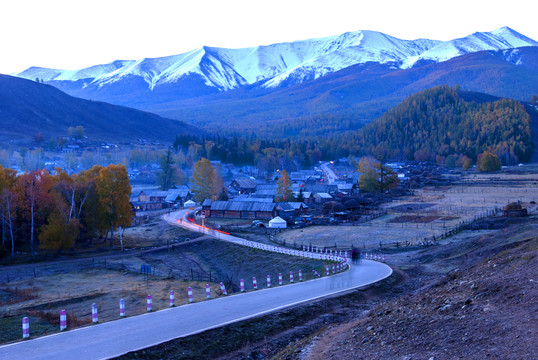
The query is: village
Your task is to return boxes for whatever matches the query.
[129,158,453,231]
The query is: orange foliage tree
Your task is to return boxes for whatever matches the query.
[96,164,132,250]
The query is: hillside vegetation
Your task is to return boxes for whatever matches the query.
[352,85,533,164]
[0,75,198,145]
[173,86,534,167]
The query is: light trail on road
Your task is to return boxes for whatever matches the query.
[0,211,392,360]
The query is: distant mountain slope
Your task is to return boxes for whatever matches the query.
[167,87,536,167]
[0,75,197,145]
[352,85,533,164]
[146,47,538,137]
[14,27,537,109]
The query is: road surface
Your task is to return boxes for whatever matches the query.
[0,211,392,360]
[320,162,338,184]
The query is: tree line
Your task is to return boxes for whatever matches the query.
[352,86,533,165]
[172,86,533,169]
[0,164,132,259]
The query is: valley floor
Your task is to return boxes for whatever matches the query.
[119,216,537,360]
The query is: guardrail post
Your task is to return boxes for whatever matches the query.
[188,287,193,303]
[22,317,29,338]
[220,282,227,295]
[92,303,98,323]
[60,310,67,331]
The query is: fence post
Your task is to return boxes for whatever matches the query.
[22,317,29,339]
[120,299,126,317]
[92,303,98,323]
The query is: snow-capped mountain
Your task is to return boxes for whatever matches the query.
[401,26,538,68]
[15,26,538,103]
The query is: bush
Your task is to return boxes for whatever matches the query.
[477,151,501,172]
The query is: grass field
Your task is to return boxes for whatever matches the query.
[276,175,538,250]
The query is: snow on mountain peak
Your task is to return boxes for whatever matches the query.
[15,27,538,93]
[401,26,537,69]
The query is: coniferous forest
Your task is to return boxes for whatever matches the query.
[173,86,534,167]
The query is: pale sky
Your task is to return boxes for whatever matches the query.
[1,0,536,74]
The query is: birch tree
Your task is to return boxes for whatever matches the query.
[96,165,132,250]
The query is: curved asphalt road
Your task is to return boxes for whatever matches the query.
[0,211,392,360]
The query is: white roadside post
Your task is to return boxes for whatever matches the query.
[120,299,126,317]
[220,282,227,295]
[22,317,29,339]
[91,303,98,323]
[60,310,67,331]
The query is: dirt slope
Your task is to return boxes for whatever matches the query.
[297,224,537,360]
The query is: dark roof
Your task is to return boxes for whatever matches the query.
[306,184,338,194]
[314,193,333,199]
[255,184,277,191]
[227,186,239,194]
[140,190,168,197]
[276,202,307,211]
[165,189,191,201]
[210,201,276,212]
[202,199,213,207]
[231,179,257,189]
[252,189,277,197]
[230,196,274,203]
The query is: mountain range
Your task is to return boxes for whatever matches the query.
[8,26,538,142]
[145,46,538,137]
[14,27,537,109]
